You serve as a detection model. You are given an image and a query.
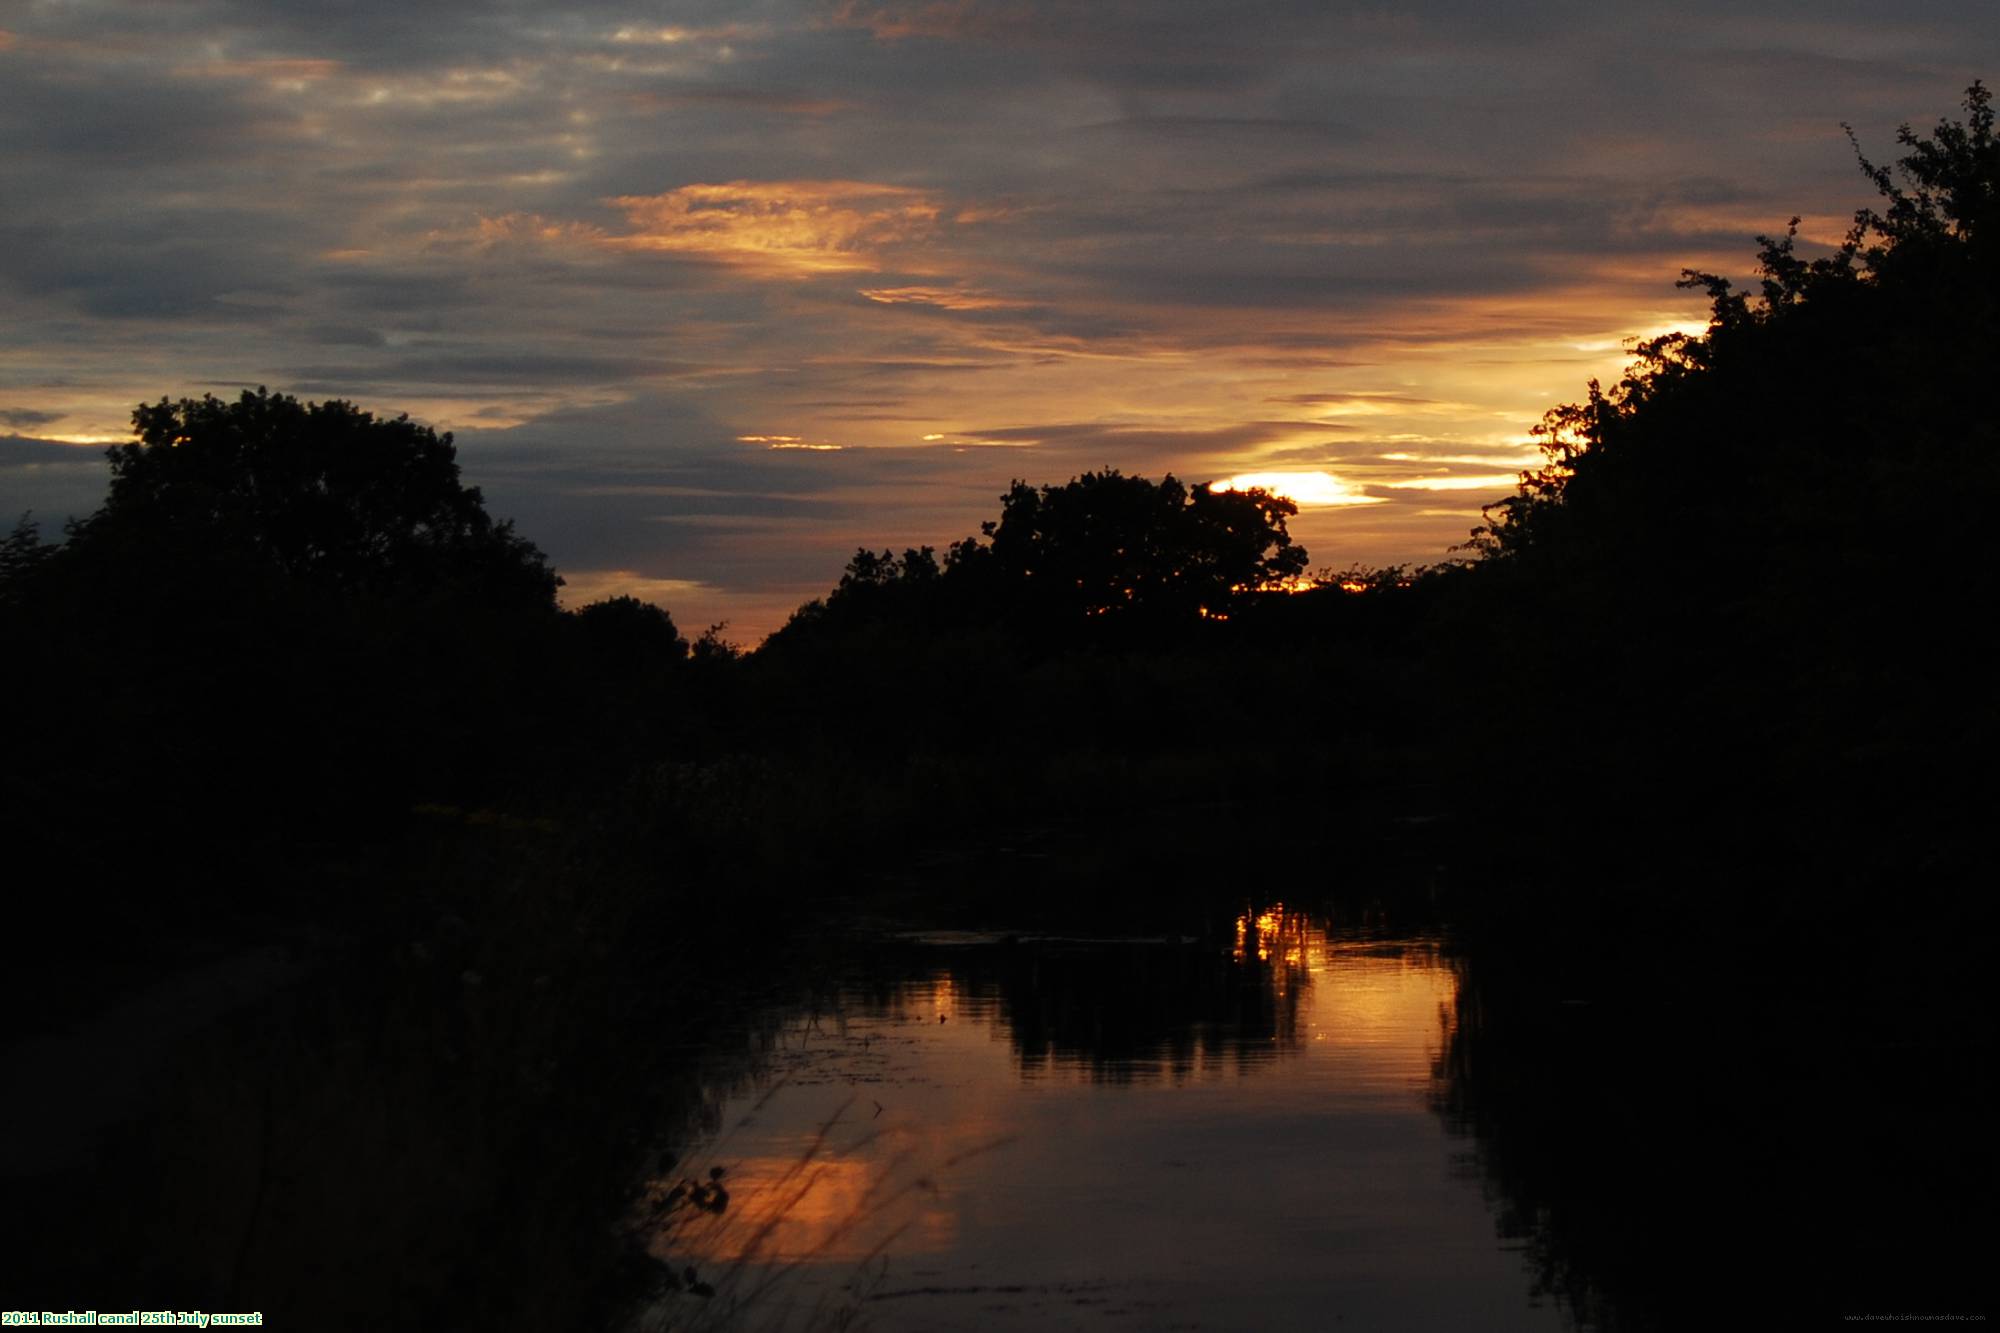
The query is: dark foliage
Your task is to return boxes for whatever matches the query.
[767,468,1307,652]
[749,470,1332,768]
[4,85,1993,1333]
[0,392,678,946]
[1415,85,1999,1329]
[1,511,54,596]
[87,390,560,610]
[958,469,1308,621]
[571,595,689,672]
[1454,83,1997,886]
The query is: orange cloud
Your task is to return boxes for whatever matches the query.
[605,180,941,276]
[737,434,845,450]
[823,0,1017,42]
[1380,473,1522,492]
[557,570,715,608]
[859,285,1021,310]
[463,212,611,249]
[609,23,771,45]
[626,88,851,117]
[174,57,343,83]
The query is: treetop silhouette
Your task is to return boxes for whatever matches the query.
[772,468,1309,650]
[961,470,1309,618]
[75,387,559,611]
[1469,81,1998,577]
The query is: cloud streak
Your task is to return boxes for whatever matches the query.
[605,181,944,275]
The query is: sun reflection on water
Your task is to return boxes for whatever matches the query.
[642,909,1481,1330]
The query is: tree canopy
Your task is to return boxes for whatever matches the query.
[959,470,1309,619]
[769,469,1309,653]
[72,388,559,611]
[1470,82,1998,578]
[0,390,595,892]
[571,594,689,675]
[1428,82,2000,915]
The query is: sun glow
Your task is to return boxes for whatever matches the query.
[1209,471,1384,508]
[736,434,844,450]
[1382,474,1521,492]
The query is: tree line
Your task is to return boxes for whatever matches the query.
[4,82,1990,1333]
[2,84,1993,938]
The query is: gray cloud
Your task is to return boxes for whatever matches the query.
[953,421,1337,453]
[0,437,111,528]
[2,0,1995,635]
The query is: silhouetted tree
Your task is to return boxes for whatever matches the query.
[841,545,942,593]
[64,388,559,609]
[754,545,941,640]
[947,469,1307,623]
[1435,80,1999,908]
[1412,89,2000,1333]
[1472,82,1996,570]
[689,622,744,666]
[1,390,579,924]
[0,513,50,603]
[572,595,689,676]
[760,472,1309,673]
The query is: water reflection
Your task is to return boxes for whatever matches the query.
[1431,940,1994,1330]
[639,905,1567,1332]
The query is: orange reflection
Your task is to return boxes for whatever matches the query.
[1216,908,1456,1040]
[645,916,1459,1328]
[652,1150,957,1267]
[1233,904,1297,964]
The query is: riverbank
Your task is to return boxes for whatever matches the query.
[4,808,808,1332]
[6,714,1990,1333]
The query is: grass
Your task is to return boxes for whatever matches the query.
[626,1075,1021,1333]
[8,803,793,1331]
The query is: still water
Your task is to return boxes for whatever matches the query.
[640,905,1569,1332]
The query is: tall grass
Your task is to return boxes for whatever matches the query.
[11,804,782,1332]
[628,1078,1018,1333]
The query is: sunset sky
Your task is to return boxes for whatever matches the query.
[3,2,1994,638]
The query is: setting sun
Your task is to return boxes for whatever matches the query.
[1210,471,1385,508]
